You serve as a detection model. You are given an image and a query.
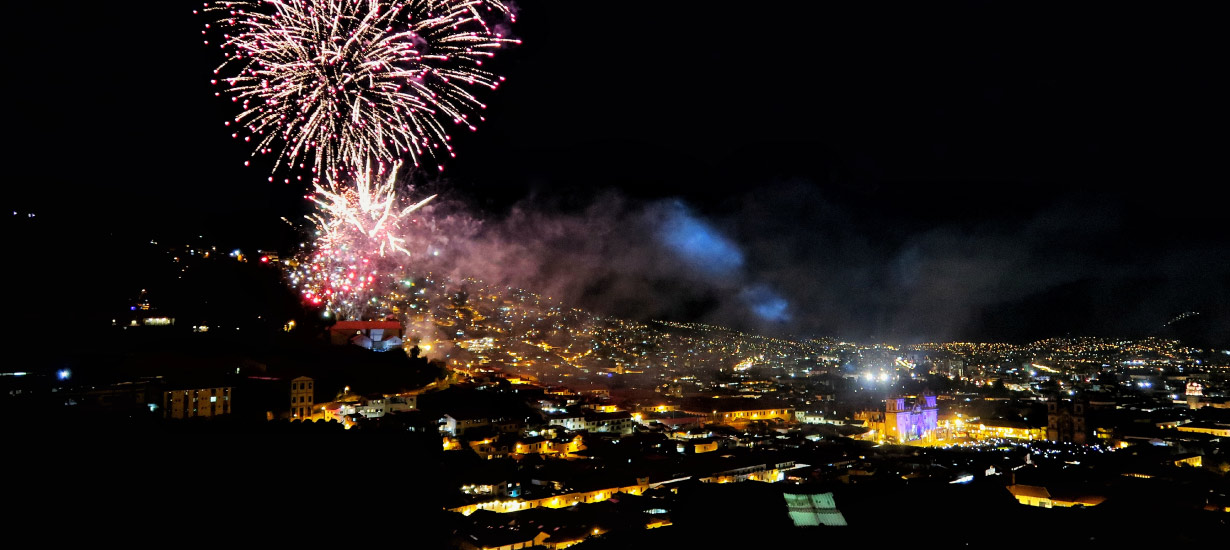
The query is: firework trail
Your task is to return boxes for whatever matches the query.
[291,161,438,318]
[309,160,436,257]
[203,0,518,181]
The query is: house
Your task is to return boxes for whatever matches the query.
[357,394,417,419]
[1006,484,1106,508]
[457,528,540,550]
[676,437,720,454]
[328,320,403,351]
[443,411,494,436]
[547,410,635,435]
[469,433,517,460]
[538,525,595,549]
[698,459,795,484]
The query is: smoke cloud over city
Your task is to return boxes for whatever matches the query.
[404,181,1229,345]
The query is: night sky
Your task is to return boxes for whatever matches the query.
[11,1,1227,345]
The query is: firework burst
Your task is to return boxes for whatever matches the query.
[292,161,437,318]
[204,0,518,180]
[309,160,436,257]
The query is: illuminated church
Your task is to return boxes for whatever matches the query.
[884,395,938,443]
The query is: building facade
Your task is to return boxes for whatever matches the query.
[1176,421,1230,437]
[969,419,1044,441]
[1046,398,1087,444]
[884,395,938,443]
[547,411,636,435]
[448,478,651,515]
[290,376,314,420]
[684,400,794,427]
[163,386,233,419]
[356,394,416,419]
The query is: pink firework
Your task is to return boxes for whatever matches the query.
[205,0,518,180]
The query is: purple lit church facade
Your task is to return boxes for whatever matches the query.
[885,395,938,443]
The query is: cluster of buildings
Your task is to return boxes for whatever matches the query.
[15,255,1228,545]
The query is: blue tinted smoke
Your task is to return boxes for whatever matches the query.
[742,284,792,322]
[657,201,743,276]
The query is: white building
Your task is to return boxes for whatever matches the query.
[357,395,417,419]
[547,411,635,435]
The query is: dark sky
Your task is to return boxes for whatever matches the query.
[11,1,1228,345]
